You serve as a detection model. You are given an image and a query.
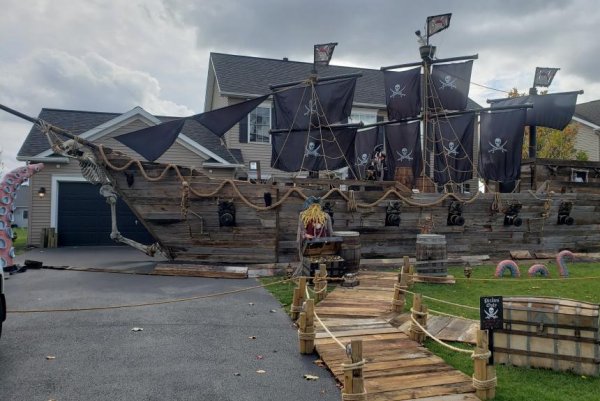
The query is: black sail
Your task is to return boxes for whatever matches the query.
[115,119,186,162]
[432,113,475,184]
[271,127,356,173]
[430,61,473,111]
[489,92,578,130]
[385,121,422,181]
[272,78,356,130]
[479,109,527,182]
[384,67,421,120]
[354,127,381,179]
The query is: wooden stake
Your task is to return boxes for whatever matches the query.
[409,293,426,343]
[315,264,328,302]
[304,299,315,353]
[291,276,307,320]
[404,255,414,287]
[473,329,496,400]
[298,310,307,354]
[343,339,365,399]
[391,265,408,312]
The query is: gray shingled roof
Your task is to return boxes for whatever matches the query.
[575,100,600,126]
[18,108,242,164]
[210,52,482,110]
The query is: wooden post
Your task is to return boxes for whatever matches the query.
[342,339,366,401]
[315,264,328,302]
[473,330,497,400]
[409,293,427,343]
[291,277,307,320]
[404,255,414,287]
[391,265,408,312]
[298,299,315,354]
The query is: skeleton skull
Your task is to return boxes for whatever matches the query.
[448,142,455,150]
[394,84,401,91]
[401,148,408,155]
[361,153,368,161]
[308,142,315,150]
[494,138,501,147]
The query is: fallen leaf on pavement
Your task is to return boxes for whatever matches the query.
[234,372,241,376]
[256,370,266,374]
[256,355,263,360]
[46,356,56,360]
[313,359,325,367]
[303,374,319,381]
[249,336,257,340]
[270,309,277,313]
[131,327,144,332]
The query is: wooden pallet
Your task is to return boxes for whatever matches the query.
[314,273,477,400]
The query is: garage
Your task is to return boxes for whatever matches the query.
[57,182,154,246]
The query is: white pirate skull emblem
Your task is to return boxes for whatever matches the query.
[445,141,459,156]
[305,141,322,157]
[439,75,457,90]
[396,147,413,162]
[390,84,406,99]
[304,99,318,116]
[356,153,369,166]
[488,137,508,154]
[484,306,498,320]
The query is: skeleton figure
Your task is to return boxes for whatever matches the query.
[439,75,457,90]
[356,153,369,167]
[305,141,322,157]
[488,137,508,154]
[304,99,318,116]
[396,147,413,162]
[445,141,459,156]
[390,84,406,99]
[484,306,499,319]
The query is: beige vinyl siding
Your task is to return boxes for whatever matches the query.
[574,122,599,161]
[27,161,82,247]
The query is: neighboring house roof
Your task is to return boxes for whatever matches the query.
[210,52,482,110]
[574,100,600,127]
[17,108,242,164]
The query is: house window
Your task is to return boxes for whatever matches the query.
[23,210,28,219]
[348,111,378,125]
[248,106,271,143]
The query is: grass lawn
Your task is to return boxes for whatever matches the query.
[260,263,600,400]
[13,227,28,255]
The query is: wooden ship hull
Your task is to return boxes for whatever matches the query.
[100,150,600,265]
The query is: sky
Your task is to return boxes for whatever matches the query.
[1,0,599,173]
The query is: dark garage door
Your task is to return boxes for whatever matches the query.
[57,182,154,246]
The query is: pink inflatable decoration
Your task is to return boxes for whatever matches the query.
[556,250,574,278]
[528,264,550,277]
[495,260,521,278]
[0,164,44,269]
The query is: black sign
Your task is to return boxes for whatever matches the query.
[480,296,503,330]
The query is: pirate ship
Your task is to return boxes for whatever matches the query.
[3,13,600,267]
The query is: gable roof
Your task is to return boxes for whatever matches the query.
[574,100,600,127]
[210,52,482,110]
[17,108,242,164]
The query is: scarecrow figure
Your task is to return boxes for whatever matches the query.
[297,196,333,243]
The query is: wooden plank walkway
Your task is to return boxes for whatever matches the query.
[313,273,478,401]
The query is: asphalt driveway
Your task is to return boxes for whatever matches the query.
[0,267,339,400]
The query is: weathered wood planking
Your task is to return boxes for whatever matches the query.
[313,273,476,400]
[102,154,600,264]
[152,264,248,278]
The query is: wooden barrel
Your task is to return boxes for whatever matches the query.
[394,167,413,188]
[415,234,447,276]
[334,231,361,273]
[494,297,600,376]
[414,176,436,193]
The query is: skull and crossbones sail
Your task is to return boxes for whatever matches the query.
[430,60,473,111]
[431,114,475,184]
[384,121,422,181]
[383,68,421,119]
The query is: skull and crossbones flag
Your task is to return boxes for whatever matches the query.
[427,13,452,38]
[431,114,475,184]
[489,91,579,131]
[430,61,473,111]
[314,43,337,66]
[479,109,527,182]
[534,67,560,87]
[354,127,381,179]
[273,78,356,131]
[384,67,421,120]
[385,121,422,181]
[271,126,356,173]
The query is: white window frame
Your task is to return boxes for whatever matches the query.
[348,108,378,125]
[248,102,272,144]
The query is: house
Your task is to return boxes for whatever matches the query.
[12,183,30,228]
[573,100,600,161]
[17,107,242,247]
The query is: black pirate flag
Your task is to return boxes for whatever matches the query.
[534,67,559,87]
[427,13,452,38]
[384,67,421,120]
[354,127,380,179]
[314,43,337,66]
[385,121,422,181]
[479,109,527,182]
[430,61,473,111]
[432,113,475,184]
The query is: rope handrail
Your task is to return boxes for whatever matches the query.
[399,287,479,311]
[410,315,475,355]
[304,286,346,351]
